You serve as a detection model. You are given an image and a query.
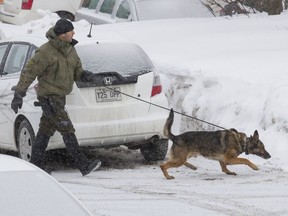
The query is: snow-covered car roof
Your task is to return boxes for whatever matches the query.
[77,42,154,76]
[0,154,36,172]
[1,34,48,47]
[0,34,152,76]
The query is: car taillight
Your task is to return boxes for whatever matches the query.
[151,74,162,97]
[22,0,33,10]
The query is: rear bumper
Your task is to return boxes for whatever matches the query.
[79,114,166,146]
[48,111,167,149]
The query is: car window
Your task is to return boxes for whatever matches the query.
[99,0,115,14]
[3,43,29,74]
[30,47,36,56]
[116,0,131,20]
[82,0,99,9]
[0,44,8,67]
[0,44,8,61]
[135,0,213,20]
[76,43,154,77]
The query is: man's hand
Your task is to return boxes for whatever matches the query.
[90,74,104,86]
[11,92,24,114]
[81,70,94,82]
[81,70,104,86]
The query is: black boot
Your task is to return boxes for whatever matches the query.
[29,131,51,173]
[62,133,101,176]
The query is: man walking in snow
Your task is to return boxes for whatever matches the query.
[11,19,101,176]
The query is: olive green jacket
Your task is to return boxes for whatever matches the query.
[16,27,83,97]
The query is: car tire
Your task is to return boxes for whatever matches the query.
[56,11,75,21]
[17,119,35,162]
[140,139,168,162]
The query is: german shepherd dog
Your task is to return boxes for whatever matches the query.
[160,109,271,179]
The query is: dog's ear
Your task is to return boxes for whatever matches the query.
[252,130,259,140]
[230,128,238,133]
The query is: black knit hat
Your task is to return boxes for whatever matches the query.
[54,19,74,36]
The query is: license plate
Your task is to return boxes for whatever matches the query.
[95,87,122,102]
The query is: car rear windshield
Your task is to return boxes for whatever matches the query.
[76,42,154,77]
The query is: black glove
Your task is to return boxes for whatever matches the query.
[91,74,105,86]
[81,70,104,86]
[11,92,25,114]
[81,70,95,82]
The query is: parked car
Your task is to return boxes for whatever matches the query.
[0,154,95,216]
[0,34,169,163]
[0,0,82,25]
[75,0,214,25]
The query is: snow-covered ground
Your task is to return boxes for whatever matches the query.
[52,146,287,216]
[1,10,288,216]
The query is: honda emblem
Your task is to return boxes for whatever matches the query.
[104,77,113,85]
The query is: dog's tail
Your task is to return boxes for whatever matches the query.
[163,108,176,141]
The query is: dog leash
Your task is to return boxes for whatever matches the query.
[2,84,225,130]
[104,86,226,130]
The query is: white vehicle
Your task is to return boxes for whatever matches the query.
[0,154,95,216]
[0,0,82,25]
[75,0,214,25]
[0,35,169,163]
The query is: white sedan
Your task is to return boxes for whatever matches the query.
[0,35,168,163]
[76,0,214,25]
[0,154,95,216]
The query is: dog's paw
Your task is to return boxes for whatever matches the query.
[166,175,175,180]
[226,171,237,175]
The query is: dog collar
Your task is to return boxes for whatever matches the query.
[243,138,249,155]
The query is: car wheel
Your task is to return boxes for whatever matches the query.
[140,139,168,162]
[17,119,35,162]
[56,11,75,21]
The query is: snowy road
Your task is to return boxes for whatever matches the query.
[51,147,288,216]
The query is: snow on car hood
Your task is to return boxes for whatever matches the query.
[0,154,36,172]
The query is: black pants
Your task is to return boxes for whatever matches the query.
[30,95,89,171]
[38,95,75,136]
